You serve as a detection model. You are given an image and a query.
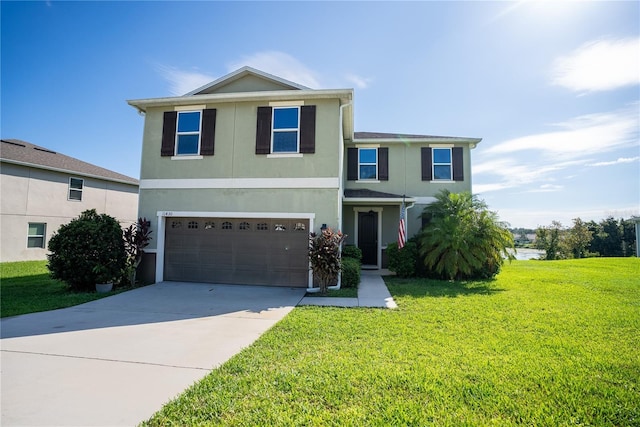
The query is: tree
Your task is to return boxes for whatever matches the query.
[309,228,346,294]
[419,190,514,280]
[564,218,593,259]
[535,221,564,260]
[48,209,127,292]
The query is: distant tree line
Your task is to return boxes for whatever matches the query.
[534,217,637,260]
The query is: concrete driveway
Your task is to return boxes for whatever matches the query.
[1,282,306,426]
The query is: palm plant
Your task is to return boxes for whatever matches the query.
[419,190,514,280]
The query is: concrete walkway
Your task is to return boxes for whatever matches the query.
[299,269,397,309]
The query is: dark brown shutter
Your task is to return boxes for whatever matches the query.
[200,109,216,156]
[378,147,389,181]
[452,147,464,181]
[161,111,177,156]
[255,106,272,154]
[347,148,358,180]
[300,105,316,153]
[421,147,432,181]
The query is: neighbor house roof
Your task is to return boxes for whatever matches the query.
[1,139,139,186]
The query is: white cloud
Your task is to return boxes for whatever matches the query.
[551,37,640,92]
[588,157,640,167]
[485,105,639,159]
[227,51,321,89]
[156,65,215,96]
[344,73,373,89]
[529,184,563,193]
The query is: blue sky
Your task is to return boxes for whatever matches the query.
[2,1,638,229]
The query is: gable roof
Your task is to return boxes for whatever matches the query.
[1,139,139,186]
[185,66,311,96]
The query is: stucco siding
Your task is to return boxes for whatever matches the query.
[1,163,138,262]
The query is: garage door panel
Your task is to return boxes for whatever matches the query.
[164,217,309,287]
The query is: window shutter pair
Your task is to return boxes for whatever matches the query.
[161,109,217,156]
[346,147,389,181]
[255,105,316,154]
[421,147,464,181]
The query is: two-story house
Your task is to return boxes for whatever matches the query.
[0,139,139,262]
[128,67,480,289]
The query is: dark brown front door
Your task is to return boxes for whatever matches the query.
[358,211,378,266]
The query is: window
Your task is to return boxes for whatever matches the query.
[432,148,452,180]
[222,221,233,230]
[256,105,316,154]
[204,222,215,230]
[257,222,269,231]
[272,107,300,153]
[68,177,83,201]
[176,111,201,155]
[359,148,378,180]
[27,223,46,248]
[187,221,199,229]
[421,147,464,182]
[239,221,251,230]
[161,109,216,157]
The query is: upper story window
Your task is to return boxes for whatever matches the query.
[359,148,378,180]
[68,177,83,201]
[176,111,201,155]
[346,147,388,181]
[256,105,316,155]
[272,107,300,153]
[421,147,464,182]
[27,223,46,248]
[161,108,217,157]
[432,148,452,180]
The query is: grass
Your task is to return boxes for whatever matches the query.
[1,260,126,318]
[143,258,640,426]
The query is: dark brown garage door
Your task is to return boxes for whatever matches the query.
[164,217,309,287]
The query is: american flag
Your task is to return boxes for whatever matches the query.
[398,200,406,249]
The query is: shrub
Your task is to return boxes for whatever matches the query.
[309,228,346,294]
[387,241,418,278]
[48,209,127,292]
[342,245,362,262]
[341,257,361,288]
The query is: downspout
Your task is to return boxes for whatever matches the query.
[327,100,352,291]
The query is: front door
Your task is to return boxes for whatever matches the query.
[358,211,378,266]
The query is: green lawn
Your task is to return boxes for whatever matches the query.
[143,258,640,426]
[0,260,124,318]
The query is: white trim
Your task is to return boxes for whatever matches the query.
[355,143,380,148]
[352,207,383,270]
[266,153,303,159]
[155,211,315,287]
[271,106,301,154]
[139,177,339,189]
[428,143,454,148]
[413,196,438,204]
[170,155,204,160]
[174,105,206,111]
[432,147,453,181]
[175,110,202,156]
[357,147,378,181]
[269,100,305,107]
[355,180,380,184]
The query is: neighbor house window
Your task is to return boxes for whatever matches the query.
[359,148,378,180]
[432,148,452,180]
[272,107,300,153]
[68,177,83,201]
[27,223,46,248]
[176,111,202,155]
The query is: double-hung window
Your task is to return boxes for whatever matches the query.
[68,177,83,201]
[272,107,300,153]
[432,148,452,180]
[359,148,378,180]
[175,111,202,155]
[27,223,46,248]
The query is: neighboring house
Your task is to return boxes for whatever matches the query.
[128,67,480,289]
[0,139,139,262]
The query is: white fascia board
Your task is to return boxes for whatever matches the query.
[342,197,417,204]
[139,177,339,190]
[127,89,354,112]
[0,158,139,187]
[350,137,482,145]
